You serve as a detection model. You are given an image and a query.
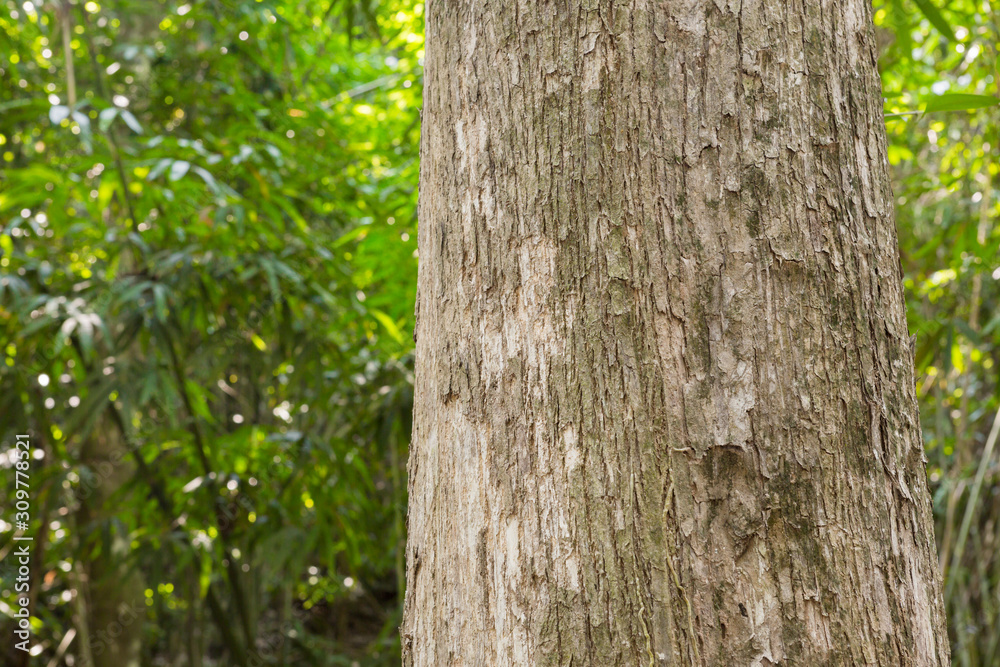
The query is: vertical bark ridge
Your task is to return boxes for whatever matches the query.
[404,0,950,664]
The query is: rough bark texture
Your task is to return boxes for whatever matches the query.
[403,0,951,664]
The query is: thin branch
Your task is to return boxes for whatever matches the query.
[946,401,1000,599]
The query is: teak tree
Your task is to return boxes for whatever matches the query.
[404,0,951,664]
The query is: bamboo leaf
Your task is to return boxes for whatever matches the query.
[168,160,191,181]
[911,0,955,40]
[924,93,1000,113]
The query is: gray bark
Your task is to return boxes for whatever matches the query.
[403,0,951,664]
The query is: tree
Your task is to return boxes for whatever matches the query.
[403,0,951,664]
[76,423,143,667]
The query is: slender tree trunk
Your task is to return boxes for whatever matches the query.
[78,422,143,667]
[403,0,950,664]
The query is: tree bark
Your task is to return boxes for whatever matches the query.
[403,0,950,665]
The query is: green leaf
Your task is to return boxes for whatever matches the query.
[911,0,955,40]
[168,160,191,181]
[181,476,205,493]
[251,334,267,351]
[184,379,214,422]
[332,225,369,248]
[191,166,221,195]
[153,284,169,323]
[371,309,403,344]
[924,94,1000,113]
[118,109,143,134]
[76,315,95,361]
[148,158,173,180]
[98,107,119,132]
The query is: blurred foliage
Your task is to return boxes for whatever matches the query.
[876,0,1000,664]
[0,0,998,665]
[0,0,421,664]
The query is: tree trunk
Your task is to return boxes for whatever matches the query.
[78,422,143,667]
[403,0,950,665]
